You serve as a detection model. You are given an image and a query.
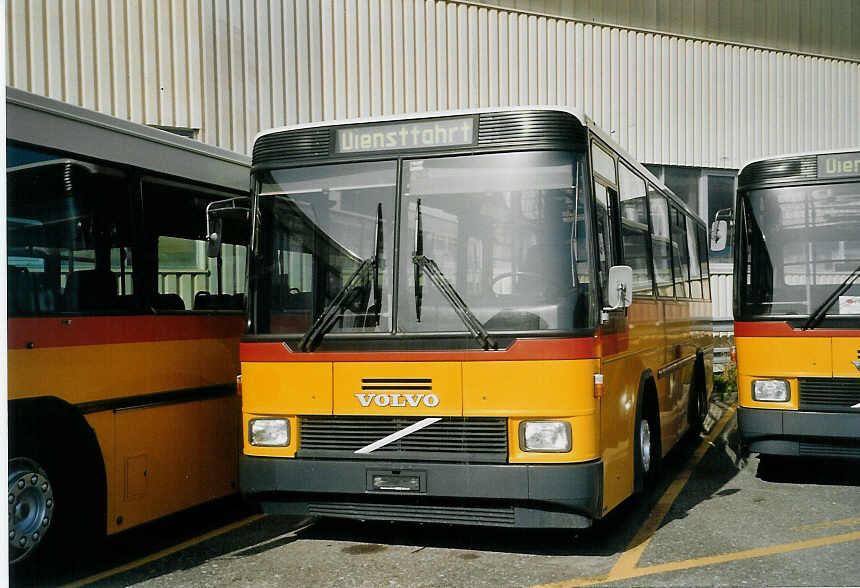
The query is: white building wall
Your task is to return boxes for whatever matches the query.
[7,0,860,163]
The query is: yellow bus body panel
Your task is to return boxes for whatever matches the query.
[7,339,239,403]
[109,395,240,533]
[242,359,601,463]
[9,339,240,535]
[462,359,598,417]
[242,362,334,414]
[832,337,860,378]
[737,336,831,410]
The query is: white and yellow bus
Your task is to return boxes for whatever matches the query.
[731,149,860,459]
[7,88,250,563]
[236,108,713,528]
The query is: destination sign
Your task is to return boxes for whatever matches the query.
[818,152,860,178]
[336,117,474,153]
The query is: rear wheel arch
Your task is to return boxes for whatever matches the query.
[8,396,107,563]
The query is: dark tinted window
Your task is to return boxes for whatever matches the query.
[7,147,134,315]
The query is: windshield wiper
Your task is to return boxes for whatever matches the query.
[801,263,860,330]
[299,204,384,351]
[412,199,497,351]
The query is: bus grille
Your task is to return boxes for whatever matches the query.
[298,416,508,462]
[307,501,516,526]
[798,378,860,412]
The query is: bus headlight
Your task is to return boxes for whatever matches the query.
[752,380,790,402]
[520,421,572,452]
[249,418,290,446]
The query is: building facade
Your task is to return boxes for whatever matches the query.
[6,0,860,326]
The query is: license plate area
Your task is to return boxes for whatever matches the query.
[366,470,426,493]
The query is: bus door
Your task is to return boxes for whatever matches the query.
[591,140,636,511]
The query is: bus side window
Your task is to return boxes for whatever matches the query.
[619,163,655,296]
[593,183,615,302]
[686,215,703,299]
[7,151,133,315]
[648,186,674,297]
[697,223,711,301]
[143,180,247,312]
[670,206,691,298]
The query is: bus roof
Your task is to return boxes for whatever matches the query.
[739,147,860,176]
[253,105,696,222]
[6,87,251,192]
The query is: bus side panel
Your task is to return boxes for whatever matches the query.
[83,410,117,535]
[600,298,662,515]
[7,339,241,405]
[111,394,240,533]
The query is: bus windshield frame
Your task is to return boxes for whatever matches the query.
[250,150,597,342]
[736,179,860,324]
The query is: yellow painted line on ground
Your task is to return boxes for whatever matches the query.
[63,514,266,588]
[533,404,737,588]
[538,531,860,588]
[598,530,860,584]
[791,516,860,533]
[608,405,737,579]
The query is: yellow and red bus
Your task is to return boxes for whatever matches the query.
[6,88,250,563]
[731,150,860,459]
[239,108,713,528]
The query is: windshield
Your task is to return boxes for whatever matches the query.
[252,151,594,338]
[399,151,592,333]
[255,161,397,335]
[737,181,860,320]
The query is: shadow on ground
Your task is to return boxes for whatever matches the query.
[756,455,860,486]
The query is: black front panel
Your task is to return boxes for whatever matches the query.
[798,378,860,412]
[298,416,508,462]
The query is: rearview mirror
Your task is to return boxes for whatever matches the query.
[205,197,250,259]
[605,265,633,310]
[710,220,728,252]
[207,216,223,258]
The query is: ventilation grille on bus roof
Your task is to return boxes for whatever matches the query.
[253,128,331,164]
[477,110,585,148]
[738,156,818,187]
[253,110,587,166]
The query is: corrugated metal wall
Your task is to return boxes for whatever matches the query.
[7,0,860,165]
[474,0,860,61]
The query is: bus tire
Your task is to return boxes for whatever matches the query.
[688,357,708,435]
[633,382,661,493]
[8,399,106,566]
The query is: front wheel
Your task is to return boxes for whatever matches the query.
[634,396,661,492]
[8,457,55,564]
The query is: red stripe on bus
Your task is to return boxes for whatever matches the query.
[240,337,599,362]
[734,321,860,337]
[8,315,246,349]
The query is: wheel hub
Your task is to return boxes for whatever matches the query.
[8,458,54,564]
[640,419,652,473]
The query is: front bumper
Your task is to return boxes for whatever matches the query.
[738,407,860,458]
[240,456,603,528]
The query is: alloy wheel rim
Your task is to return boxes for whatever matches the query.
[8,458,54,564]
[640,419,652,473]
